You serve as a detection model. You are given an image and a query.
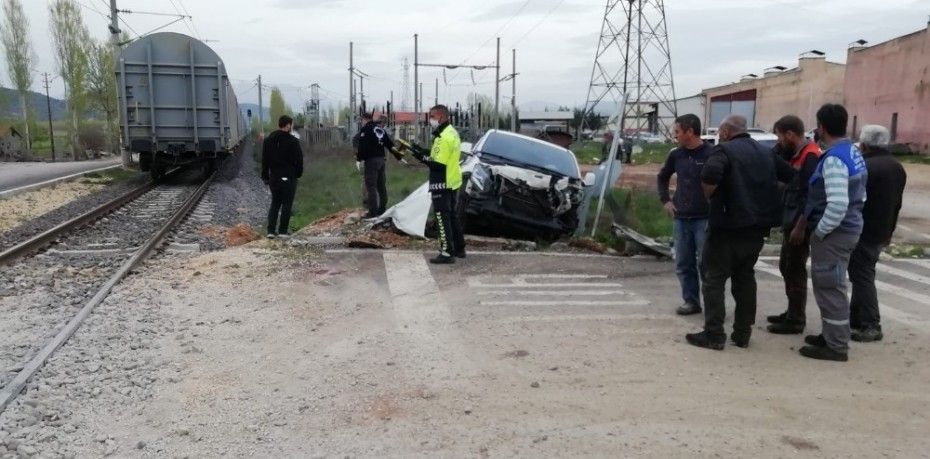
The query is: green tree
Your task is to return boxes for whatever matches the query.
[86,41,118,153]
[268,87,293,127]
[1,0,36,156]
[49,0,91,160]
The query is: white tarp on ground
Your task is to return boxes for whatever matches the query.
[373,181,432,238]
[373,142,475,238]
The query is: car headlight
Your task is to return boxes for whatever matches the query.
[470,164,490,193]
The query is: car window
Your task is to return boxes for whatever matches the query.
[479,133,580,178]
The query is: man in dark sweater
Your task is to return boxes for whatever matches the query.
[657,114,711,316]
[261,115,304,238]
[849,125,907,343]
[356,112,396,218]
[767,115,822,334]
[685,115,795,350]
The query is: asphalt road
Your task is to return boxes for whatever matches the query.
[0,158,121,194]
[6,246,927,456]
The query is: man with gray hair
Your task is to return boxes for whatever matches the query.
[848,125,907,342]
[685,115,795,350]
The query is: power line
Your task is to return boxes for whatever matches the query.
[512,0,567,47]
[173,0,202,40]
[447,0,531,85]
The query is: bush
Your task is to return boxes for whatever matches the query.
[78,123,107,156]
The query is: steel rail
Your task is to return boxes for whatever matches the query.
[0,172,215,412]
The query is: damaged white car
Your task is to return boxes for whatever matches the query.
[459,130,595,240]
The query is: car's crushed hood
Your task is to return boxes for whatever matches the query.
[467,161,583,217]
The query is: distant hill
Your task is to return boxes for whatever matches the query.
[0,87,68,121]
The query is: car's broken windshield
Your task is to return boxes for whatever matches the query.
[479,134,580,179]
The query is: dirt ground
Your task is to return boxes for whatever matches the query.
[5,242,928,457]
[0,182,105,233]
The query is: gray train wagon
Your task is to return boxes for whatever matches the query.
[116,32,244,180]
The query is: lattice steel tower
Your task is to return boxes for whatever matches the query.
[401,58,411,111]
[581,0,678,138]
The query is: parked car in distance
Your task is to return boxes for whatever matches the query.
[460,130,596,240]
[700,131,779,150]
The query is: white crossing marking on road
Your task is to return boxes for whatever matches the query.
[875,262,930,287]
[483,300,650,307]
[383,252,450,333]
[755,260,930,331]
[477,290,634,296]
[500,313,686,323]
[469,273,648,308]
[899,258,930,270]
[469,278,625,288]
[896,223,930,241]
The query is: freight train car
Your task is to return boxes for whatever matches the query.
[116,32,245,180]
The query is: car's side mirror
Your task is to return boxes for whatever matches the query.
[583,172,596,187]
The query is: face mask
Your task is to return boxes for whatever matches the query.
[429,119,440,128]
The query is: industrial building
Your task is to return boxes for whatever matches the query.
[844,22,930,153]
[702,52,846,133]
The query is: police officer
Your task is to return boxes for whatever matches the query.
[409,105,465,264]
[356,111,395,218]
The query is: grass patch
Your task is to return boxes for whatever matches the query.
[571,140,605,166]
[79,167,140,185]
[571,141,676,167]
[896,154,930,165]
[583,186,673,250]
[288,148,425,233]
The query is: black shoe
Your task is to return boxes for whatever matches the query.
[429,254,456,265]
[804,334,827,348]
[730,331,751,348]
[676,303,702,316]
[767,312,788,324]
[454,250,466,259]
[767,320,805,335]
[851,327,883,343]
[685,331,725,351]
[799,345,848,362]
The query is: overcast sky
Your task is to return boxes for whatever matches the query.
[6,0,928,113]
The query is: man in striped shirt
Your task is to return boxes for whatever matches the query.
[799,104,867,362]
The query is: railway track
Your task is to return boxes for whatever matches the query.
[0,171,215,411]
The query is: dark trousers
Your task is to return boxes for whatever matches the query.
[778,229,811,322]
[432,189,465,256]
[364,157,387,216]
[267,178,297,235]
[849,240,884,330]
[701,228,766,339]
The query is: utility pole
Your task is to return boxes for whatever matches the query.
[257,74,264,138]
[494,37,500,130]
[511,48,517,132]
[109,0,132,166]
[359,75,365,114]
[435,78,439,106]
[349,42,355,134]
[42,72,56,162]
[414,34,419,140]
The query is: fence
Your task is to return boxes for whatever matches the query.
[303,127,348,150]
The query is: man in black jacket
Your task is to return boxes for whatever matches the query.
[261,115,304,238]
[685,115,795,350]
[767,115,822,334]
[356,112,396,218]
[657,114,711,316]
[849,125,907,342]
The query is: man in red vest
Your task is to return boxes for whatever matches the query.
[767,115,822,334]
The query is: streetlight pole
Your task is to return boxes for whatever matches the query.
[511,48,517,132]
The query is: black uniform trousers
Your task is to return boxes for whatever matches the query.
[778,229,811,323]
[701,228,766,339]
[364,157,388,216]
[849,240,884,330]
[267,178,297,235]
[432,189,465,256]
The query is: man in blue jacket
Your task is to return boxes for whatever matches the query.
[657,114,711,316]
[799,104,868,362]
